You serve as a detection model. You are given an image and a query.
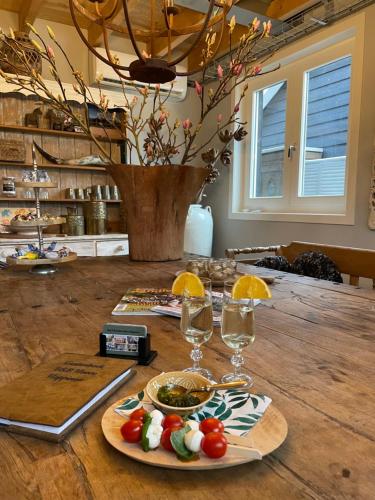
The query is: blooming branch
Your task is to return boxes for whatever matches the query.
[0,15,278,197]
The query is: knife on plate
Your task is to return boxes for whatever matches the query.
[226,435,262,460]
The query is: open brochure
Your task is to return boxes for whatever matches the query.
[112,288,176,316]
[152,291,223,325]
[112,289,261,323]
[152,295,260,324]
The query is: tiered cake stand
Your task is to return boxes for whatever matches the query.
[7,215,66,237]
[6,147,77,274]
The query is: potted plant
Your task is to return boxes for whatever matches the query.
[0,19,274,261]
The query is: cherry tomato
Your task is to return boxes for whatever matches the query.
[162,414,184,430]
[129,407,148,423]
[160,425,182,452]
[120,419,143,443]
[201,432,227,458]
[200,417,224,435]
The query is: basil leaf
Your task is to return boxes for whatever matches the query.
[170,426,196,461]
[141,413,152,452]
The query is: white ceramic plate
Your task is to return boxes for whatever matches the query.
[101,396,288,470]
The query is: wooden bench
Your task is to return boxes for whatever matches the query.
[225,241,375,288]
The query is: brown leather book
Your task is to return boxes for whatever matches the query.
[0,353,136,442]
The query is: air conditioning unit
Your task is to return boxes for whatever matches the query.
[89,48,187,101]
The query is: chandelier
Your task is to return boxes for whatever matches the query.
[69,0,236,84]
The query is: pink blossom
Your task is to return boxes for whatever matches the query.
[195,81,202,96]
[231,63,243,76]
[217,64,223,79]
[252,17,260,31]
[100,94,109,110]
[217,113,223,122]
[252,65,262,75]
[47,46,55,59]
[263,20,272,37]
[182,118,192,129]
[234,103,240,113]
[159,112,167,123]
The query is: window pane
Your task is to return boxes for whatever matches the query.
[300,56,352,197]
[252,81,287,198]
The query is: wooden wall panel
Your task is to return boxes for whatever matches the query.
[0,94,123,227]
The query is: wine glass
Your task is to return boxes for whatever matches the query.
[180,278,213,380]
[221,280,255,388]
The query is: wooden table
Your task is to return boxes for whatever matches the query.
[0,257,374,500]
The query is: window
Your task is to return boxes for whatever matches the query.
[300,57,351,198]
[231,28,363,224]
[251,81,287,198]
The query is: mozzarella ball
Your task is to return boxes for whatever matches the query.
[146,423,163,449]
[149,409,164,426]
[184,429,204,453]
[186,420,200,431]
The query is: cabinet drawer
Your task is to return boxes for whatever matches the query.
[0,246,18,260]
[96,240,129,256]
[64,241,95,256]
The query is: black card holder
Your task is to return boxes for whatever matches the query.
[99,333,157,365]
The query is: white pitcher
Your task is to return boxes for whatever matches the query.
[184,204,213,257]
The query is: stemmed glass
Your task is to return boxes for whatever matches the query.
[221,280,255,388]
[180,278,213,380]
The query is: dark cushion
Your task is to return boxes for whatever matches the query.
[291,251,343,283]
[255,256,292,272]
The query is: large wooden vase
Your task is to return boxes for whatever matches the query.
[106,164,208,261]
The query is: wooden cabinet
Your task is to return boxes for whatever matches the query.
[0,245,18,260]
[64,241,96,257]
[0,234,129,260]
[96,240,129,256]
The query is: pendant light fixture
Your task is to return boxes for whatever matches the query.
[69,0,236,84]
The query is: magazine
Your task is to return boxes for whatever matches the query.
[112,289,260,322]
[152,291,223,325]
[112,288,176,316]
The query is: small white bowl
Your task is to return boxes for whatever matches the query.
[145,371,214,416]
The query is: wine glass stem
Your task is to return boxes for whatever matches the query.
[232,349,244,376]
[191,345,203,370]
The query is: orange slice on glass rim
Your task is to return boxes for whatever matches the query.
[172,272,205,297]
[232,275,272,300]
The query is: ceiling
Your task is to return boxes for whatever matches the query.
[0,0,321,71]
[0,0,277,27]
[0,0,297,35]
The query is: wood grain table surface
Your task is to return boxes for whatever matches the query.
[0,257,374,500]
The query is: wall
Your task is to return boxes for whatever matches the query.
[205,5,375,256]
[0,9,199,229]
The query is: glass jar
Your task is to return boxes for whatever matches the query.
[186,258,211,277]
[2,176,16,197]
[208,259,237,282]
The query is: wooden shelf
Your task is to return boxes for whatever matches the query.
[0,197,122,203]
[0,161,107,172]
[0,124,124,142]
[15,181,58,189]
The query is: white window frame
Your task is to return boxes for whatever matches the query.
[230,14,366,225]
